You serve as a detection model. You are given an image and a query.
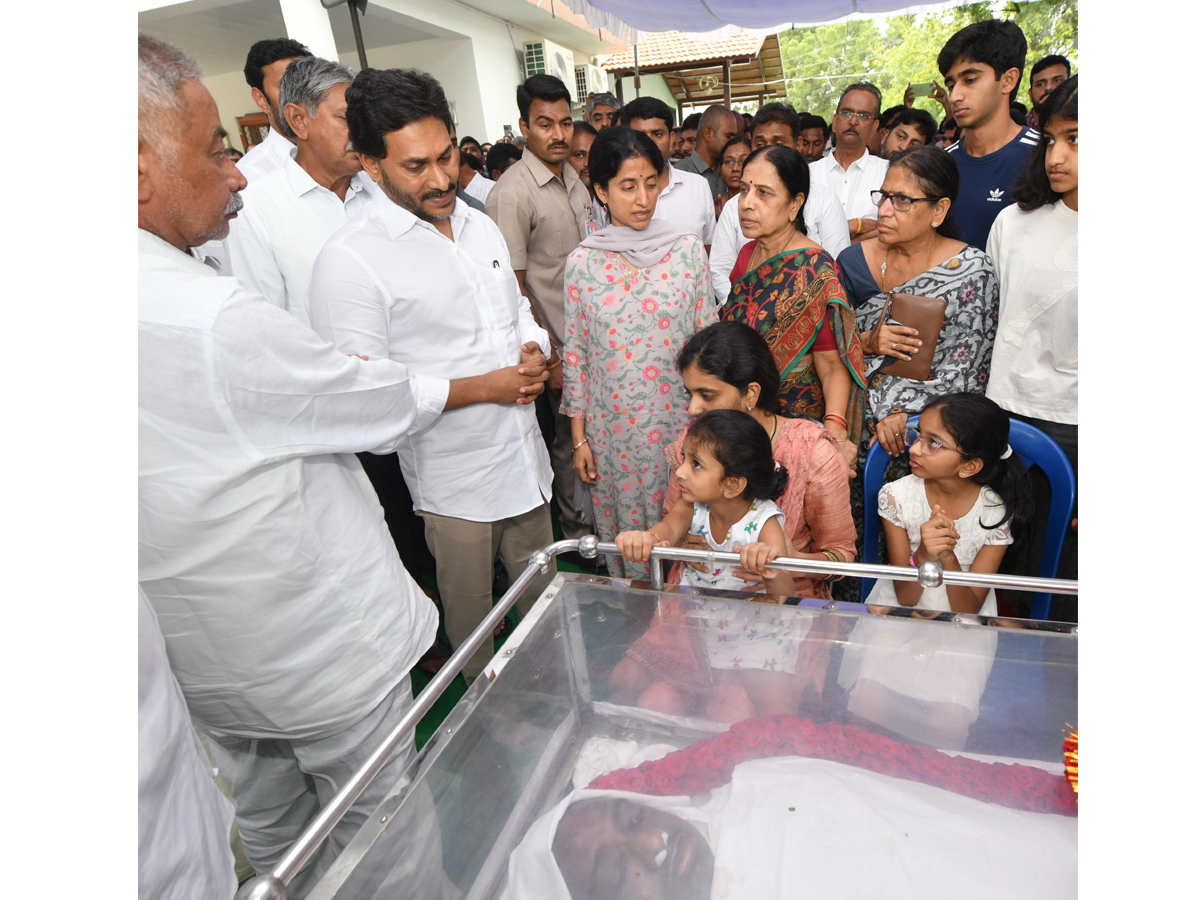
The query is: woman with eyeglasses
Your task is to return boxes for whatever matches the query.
[833,146,998,589]
[714,135,750,219]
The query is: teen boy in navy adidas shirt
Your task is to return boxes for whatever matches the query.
[938,20,1039,249]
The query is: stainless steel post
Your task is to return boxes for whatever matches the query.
[237,539,583,899]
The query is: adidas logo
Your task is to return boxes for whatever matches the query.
[987,189,1005,203]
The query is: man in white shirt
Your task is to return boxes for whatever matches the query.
[309,68,557,686]
[138,36,542,895]
[591,97,716,248]
[808,83,890,243]
[709,105,852,305]
[236,38,312,183]
[227,56,368,326]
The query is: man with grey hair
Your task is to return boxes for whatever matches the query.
[227,56,369,325]
[586,91,621,130]
[138,33,475,896]
[675,104,740,198]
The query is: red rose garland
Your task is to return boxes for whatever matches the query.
[588,714,1078,817]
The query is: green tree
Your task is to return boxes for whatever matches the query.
[779,1,1077,123]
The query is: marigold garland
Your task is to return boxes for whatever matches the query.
[1063,726,1079,795]
[588,714,1078,817]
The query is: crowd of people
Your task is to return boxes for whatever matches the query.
[138,14,1077,899]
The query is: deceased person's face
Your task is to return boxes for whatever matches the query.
[552,797,714,900]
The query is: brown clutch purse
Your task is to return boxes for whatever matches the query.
[866,291,947,382]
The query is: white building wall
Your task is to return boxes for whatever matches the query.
[614,73,679,120]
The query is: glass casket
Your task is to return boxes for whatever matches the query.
[295,549,1078,900]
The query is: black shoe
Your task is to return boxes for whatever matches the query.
[492,555,510,596]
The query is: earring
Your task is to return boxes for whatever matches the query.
[932,221,939,227]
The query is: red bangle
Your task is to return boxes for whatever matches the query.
[823,413,848,429]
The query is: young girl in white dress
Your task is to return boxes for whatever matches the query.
[839,392,1034,749]
[616,408,793,599]
[617,410,808,722]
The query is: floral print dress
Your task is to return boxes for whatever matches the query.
[561,234,716,578]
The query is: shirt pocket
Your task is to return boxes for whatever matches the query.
[485,266,521,363]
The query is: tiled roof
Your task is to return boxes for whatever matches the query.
[602,31,766,71]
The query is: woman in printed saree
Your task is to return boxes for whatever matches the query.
[720,144,866,474]
[562,126,716,579]
[834,146,999,596]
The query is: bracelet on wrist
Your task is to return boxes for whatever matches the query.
[823,413,849,430]
[572,437,589,451]
[546,357,562,370]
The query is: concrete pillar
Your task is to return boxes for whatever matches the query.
[278,0,339,62]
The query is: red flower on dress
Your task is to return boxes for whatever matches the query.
[564,351,580,366]
[659,383,671,395]
[659,316,671,329]
[648,429,663,444]
[643,365,660,380]
[643,298,659,313]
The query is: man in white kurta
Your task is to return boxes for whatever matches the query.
[139,587,237,900]
[227,57,370,326]
[308,66,556,685]
[138,36,545,896]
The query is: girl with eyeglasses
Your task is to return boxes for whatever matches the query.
[875,392,1033,613]
[836,392,1033,749]
[831,146,1000,595]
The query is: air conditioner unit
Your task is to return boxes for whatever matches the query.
[575,64,609,98]
[523,40,578,102]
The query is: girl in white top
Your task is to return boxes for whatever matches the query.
[985,76,1078,427]
[840,392,1034,749]
[870,392,1032,614]
[618,410,803,722]
[617,409,792,600]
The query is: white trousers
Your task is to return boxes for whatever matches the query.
[206,675,449,898]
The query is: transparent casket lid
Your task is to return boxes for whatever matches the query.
[312,576,1078,900]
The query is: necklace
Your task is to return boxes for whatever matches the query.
[880,239,937,293]
[769,412,779,444]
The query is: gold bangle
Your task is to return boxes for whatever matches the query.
[646,529,665,543]
[572,437,589,451]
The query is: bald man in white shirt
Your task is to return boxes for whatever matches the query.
[309,67,557,686]
[138,36,542,895]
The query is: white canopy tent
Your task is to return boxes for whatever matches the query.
[556,0,978,44]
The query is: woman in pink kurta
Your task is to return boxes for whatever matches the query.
[660,322,856,600]
[609,322,858,713]
[561,127,716,578]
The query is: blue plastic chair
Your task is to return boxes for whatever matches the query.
[860,415,1076,619]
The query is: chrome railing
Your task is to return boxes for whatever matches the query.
[236,536,1077,899]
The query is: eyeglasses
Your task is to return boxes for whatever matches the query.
[905,428,965,456]
[835,108,876,122]
[871,189,941,212]
[722,158,745,168]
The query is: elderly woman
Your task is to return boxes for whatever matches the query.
[562,126,716,578]
[721,144,866,472]
[836,145,998,460]
[714,135,750,219]
[834,146,999,590]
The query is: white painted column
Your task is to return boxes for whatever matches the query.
[278,0,339,61]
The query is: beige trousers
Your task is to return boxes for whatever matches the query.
[418,503,555,683]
